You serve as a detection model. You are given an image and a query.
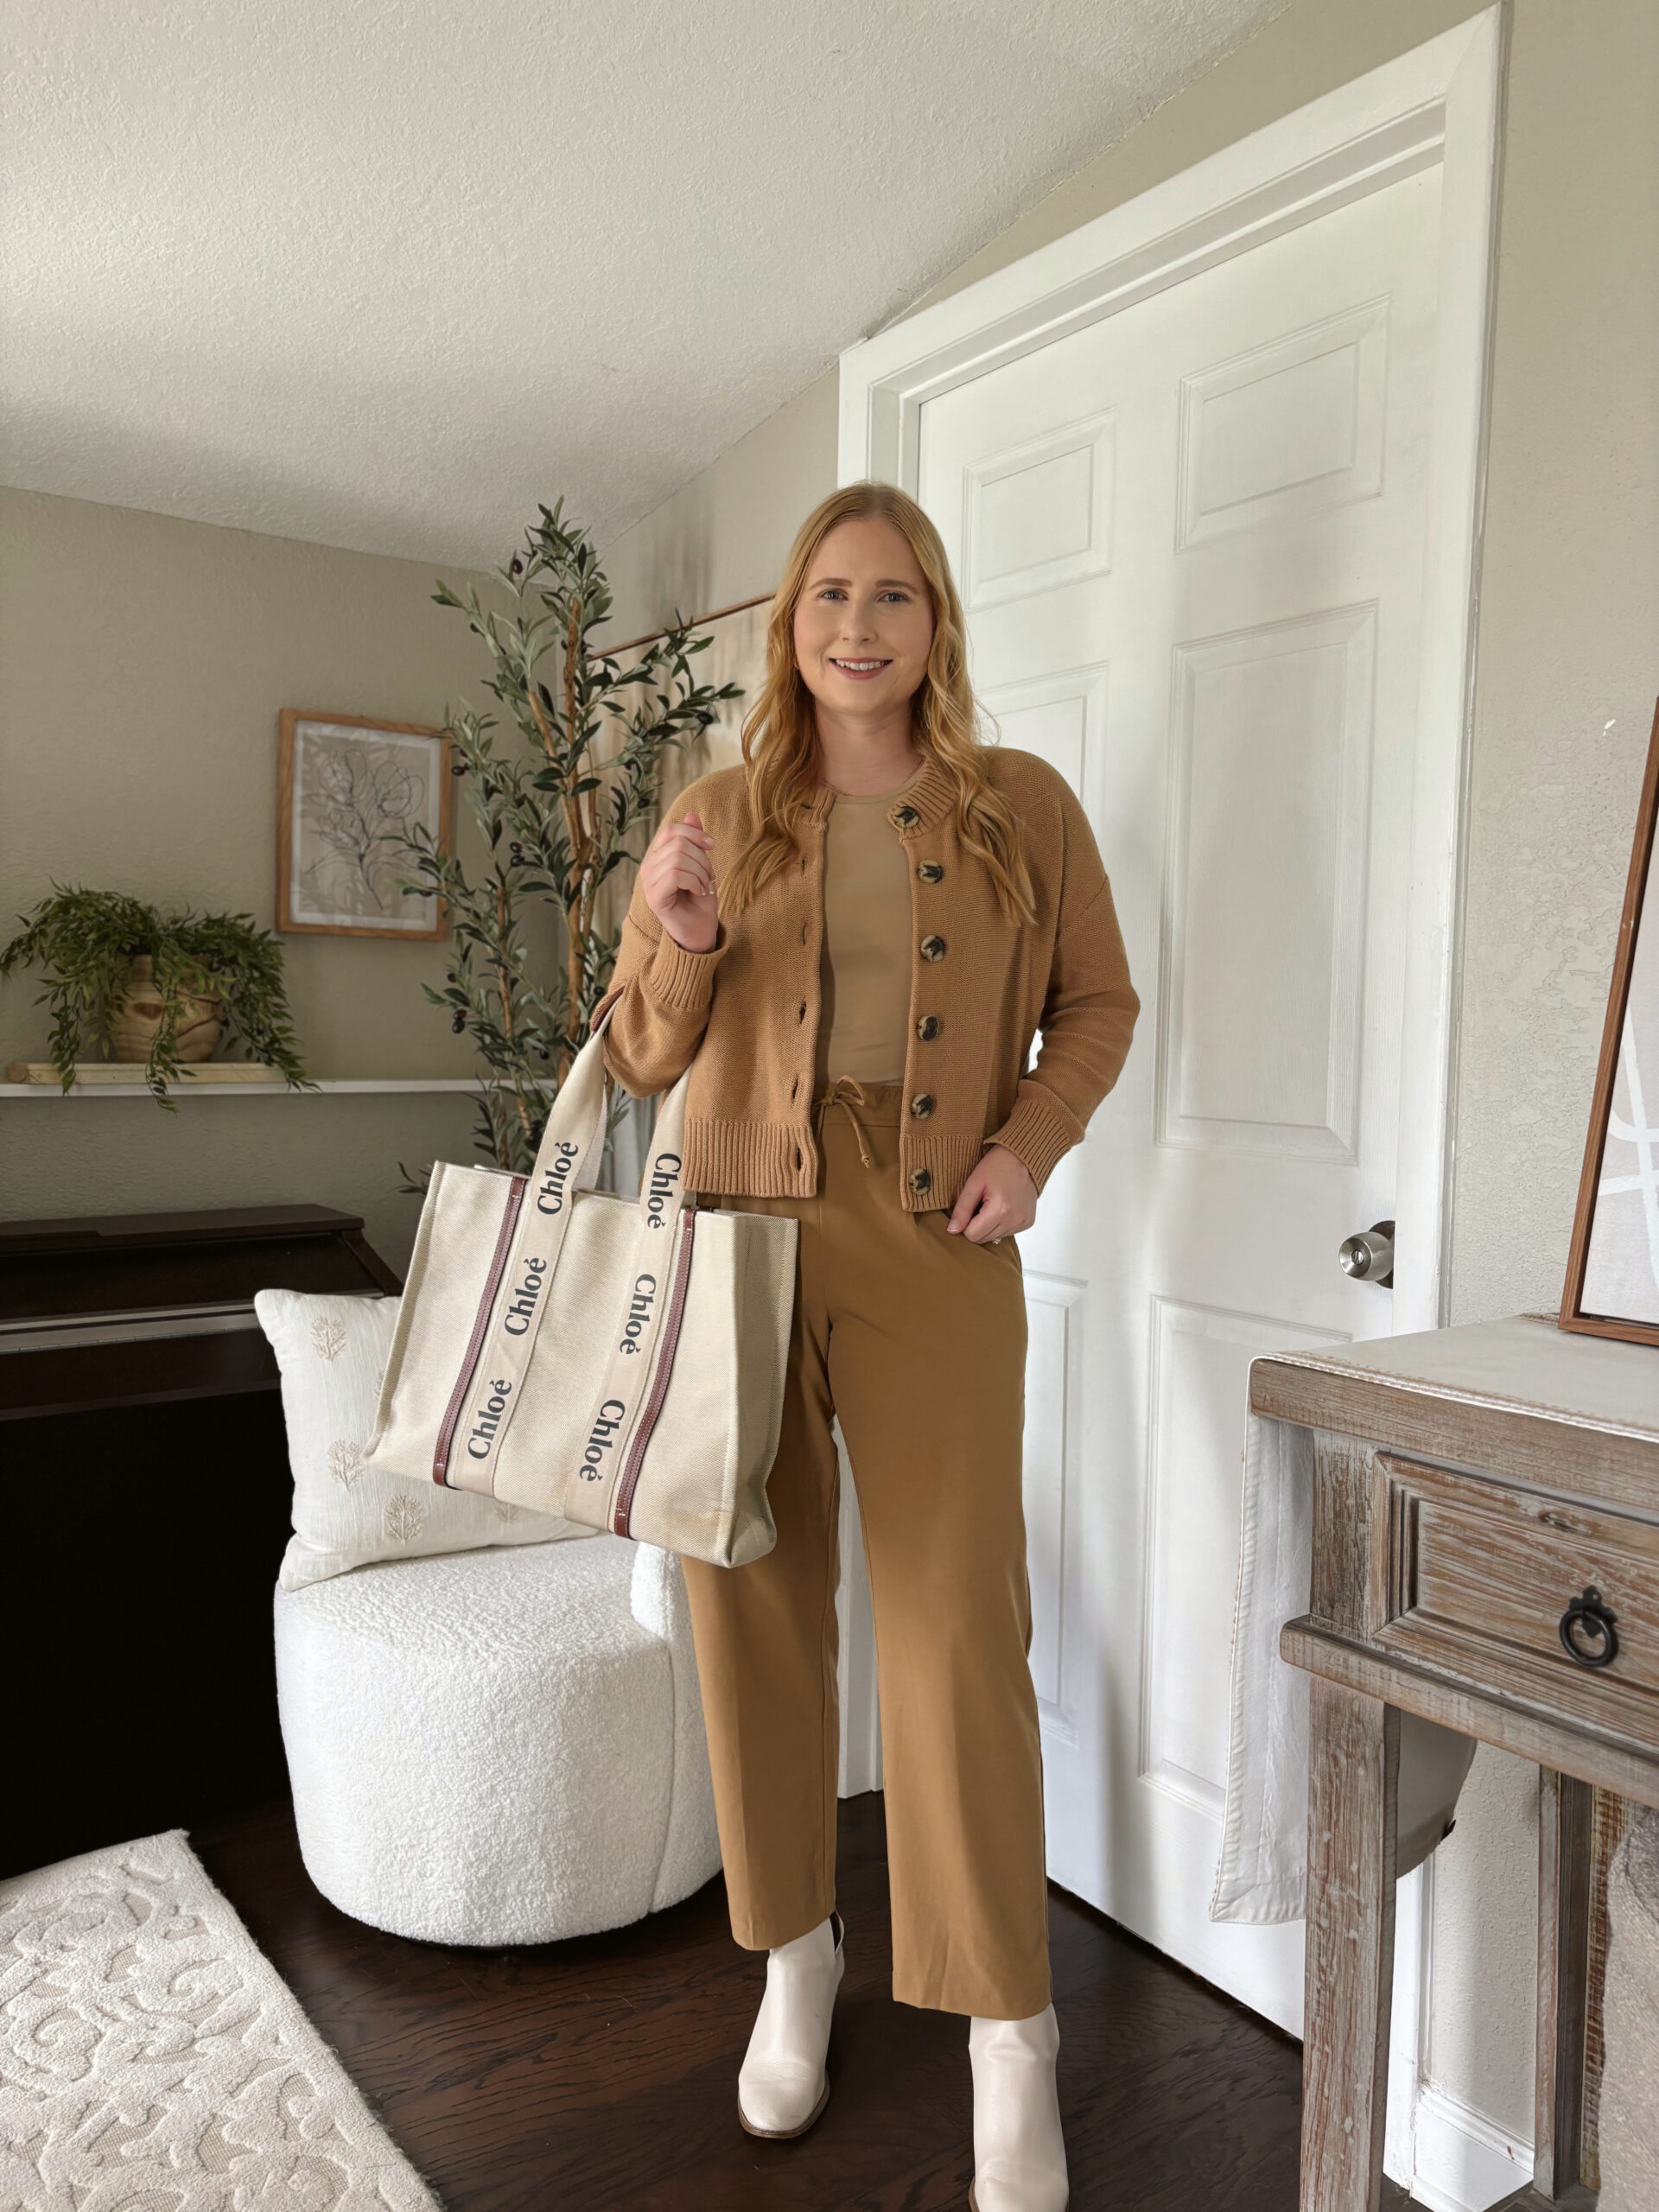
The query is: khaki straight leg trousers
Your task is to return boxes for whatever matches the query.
[680,1075,1052,2021]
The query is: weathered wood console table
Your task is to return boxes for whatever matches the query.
[1252,1314,1659,2212]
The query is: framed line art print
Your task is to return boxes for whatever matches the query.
[1561,696,1659,1345]
[276,709,452,939]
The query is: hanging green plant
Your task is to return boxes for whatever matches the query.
[396,496,741,1183]
[0,886,313,1104]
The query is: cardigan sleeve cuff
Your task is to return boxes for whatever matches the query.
[982,1081,1085,1196]
[641,922,728,1015]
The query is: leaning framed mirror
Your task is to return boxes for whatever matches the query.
[1560,697,1659,1344]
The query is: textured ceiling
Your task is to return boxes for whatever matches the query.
[3,0,1289,568]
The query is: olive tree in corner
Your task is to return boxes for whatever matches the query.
[397,498,740,1183]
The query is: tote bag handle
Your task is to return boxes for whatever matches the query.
[439,997,694,1490]
[530,997,690,1224]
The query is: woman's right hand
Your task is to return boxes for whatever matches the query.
[640,808,718,954]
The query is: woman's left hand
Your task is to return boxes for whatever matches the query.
[946,1143,1038,1244]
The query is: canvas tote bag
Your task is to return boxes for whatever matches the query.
[361,1001,797,1567]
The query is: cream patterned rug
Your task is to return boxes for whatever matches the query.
[0,1829,441,2210]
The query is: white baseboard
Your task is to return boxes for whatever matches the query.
[1406,2082,1532,2212]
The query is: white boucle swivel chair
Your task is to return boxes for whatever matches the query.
[273,1534,721,1946]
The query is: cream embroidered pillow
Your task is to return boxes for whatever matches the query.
[256,1289,592,1592]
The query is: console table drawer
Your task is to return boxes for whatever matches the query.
[1378,1452,1659,1732]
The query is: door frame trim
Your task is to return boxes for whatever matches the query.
[836,3,1504,1344]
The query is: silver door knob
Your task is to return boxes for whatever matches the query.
[1339,1220,1395,1287]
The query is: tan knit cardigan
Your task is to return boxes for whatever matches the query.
[589,746,1139,1214]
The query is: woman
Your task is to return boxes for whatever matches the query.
[589,481,1138,2212]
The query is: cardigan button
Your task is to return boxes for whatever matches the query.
[920,933,947,961]
[892,803,921,828]
[916,1014,942,1041]
[910,1093,935,1119]
[917,861,944,883]
[907,1166,932,1194]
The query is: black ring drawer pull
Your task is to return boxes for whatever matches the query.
[1559,1586,1618,1669]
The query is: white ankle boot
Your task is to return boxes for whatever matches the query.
[737,1911,845,2139]
[968,2004,1068,2212]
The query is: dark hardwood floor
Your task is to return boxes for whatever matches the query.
[194,1791,1305,2212]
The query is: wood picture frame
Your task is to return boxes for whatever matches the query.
[1560,696,1659,1345]
[276,709,452,940]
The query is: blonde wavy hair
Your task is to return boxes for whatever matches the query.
[716,481,1036,929]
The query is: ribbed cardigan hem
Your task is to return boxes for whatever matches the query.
[683,1118,817,1198]
[682,1119,991,1214]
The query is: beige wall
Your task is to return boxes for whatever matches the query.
[0,1088,476,1281]
[0,488,511,1269]
[1429,0,1657,2141]
[596,0,1659,2169]
[595,368,840,651]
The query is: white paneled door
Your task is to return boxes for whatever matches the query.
[915,161,1446,2031]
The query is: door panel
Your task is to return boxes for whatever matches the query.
[916,162,1444,2031]
[1161,604,1376,1159]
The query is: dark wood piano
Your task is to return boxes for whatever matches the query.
[1,1204,399,1879]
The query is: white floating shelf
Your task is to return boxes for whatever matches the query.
[1,1064,484,1099]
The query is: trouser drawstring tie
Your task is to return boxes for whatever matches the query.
[812,1077,878,1169]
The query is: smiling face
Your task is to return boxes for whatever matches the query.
[791,513,936,728]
